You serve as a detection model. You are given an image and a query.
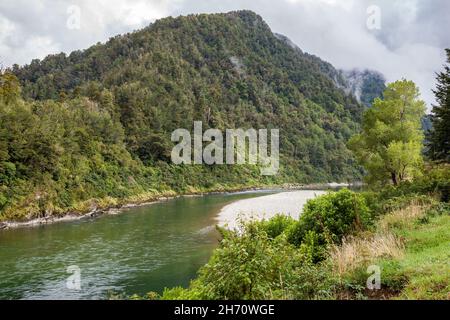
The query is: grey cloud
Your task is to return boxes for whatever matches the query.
[173,0,448,109]
[0,0,448,109]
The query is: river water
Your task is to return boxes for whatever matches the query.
[0,191,279,299]
[0,189,327,300]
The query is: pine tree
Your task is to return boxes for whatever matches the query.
[428,49,450,162]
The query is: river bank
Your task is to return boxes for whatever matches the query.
[216,190,327,229]
[0,182,355,230]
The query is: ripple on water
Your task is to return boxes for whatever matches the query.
[0,191,291,299]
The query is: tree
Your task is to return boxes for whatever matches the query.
[0,71,21,105]
[427,49,450,162]
[349,80,426,186]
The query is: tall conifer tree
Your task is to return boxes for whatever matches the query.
[428,49,450,162]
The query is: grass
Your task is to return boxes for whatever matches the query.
[330,233,405,277]
[331,202,450,299]
[378,202,431,231]
[382,213,450,299]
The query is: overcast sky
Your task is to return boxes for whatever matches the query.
[0,0,449,109]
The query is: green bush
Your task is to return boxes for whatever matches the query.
[255,214,296,239]
[372,165,450,204]
[167,222,336,300]
[360,165,449,217]
[161,286,199,300]
[287,189,370,260]
[425,202,450,218]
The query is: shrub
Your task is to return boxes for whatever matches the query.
[193,223,297,299]
[425,202,450,218]
[255,214,296,239]
[173,221,336,300]
[287,189,370,259]
[160,286,200,300]
[372,165,450,204]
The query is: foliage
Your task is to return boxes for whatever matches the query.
[427,48,450,162]
[0,89,148,220]
[349,80,426,186]
[361,164,450,216]
[287,189,370,261]
[158,174,448,300]
[163,221,336,300]
[254,214,295,239]
[0,71,21,104]
[1,11,366,220]
[15,12,362,176]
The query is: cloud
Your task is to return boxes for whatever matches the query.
[171,0,448,110]
[0,0,176,66]
[0,0,448,109]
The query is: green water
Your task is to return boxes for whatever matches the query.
[0,191,273,300]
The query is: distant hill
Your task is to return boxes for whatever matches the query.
[2,11,366,219]
[12,11,364,179]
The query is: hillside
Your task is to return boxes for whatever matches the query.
[1,10,363,221]
[274,34,386,108]
[340,69,386,107]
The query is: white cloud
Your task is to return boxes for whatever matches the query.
[0,0,176,67]
[0,13,61,66]
[170,0,448,109]
[0,0,448,110]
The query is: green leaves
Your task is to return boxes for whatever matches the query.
[287,189,370,262]
[180,221,333,300]
[349,79,426,186]
[12,11,364,184]
[0,72,21,105]
[427,49,450,162]
[163,190,371,300]
[1,11,371,219]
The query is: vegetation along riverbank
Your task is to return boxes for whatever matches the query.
[136,164,449,300]
[135,59,450,300]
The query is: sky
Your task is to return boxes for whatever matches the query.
[0,0,449,109]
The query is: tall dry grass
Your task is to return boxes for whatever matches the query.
[378,202,430,231]
[330,202,430,277]
[330,233,405,276]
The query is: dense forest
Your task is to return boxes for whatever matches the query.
[1,11,368,221]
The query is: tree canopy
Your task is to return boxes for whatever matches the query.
[1,11,366,220]
[427,49,450,162]
[349,80,426,186]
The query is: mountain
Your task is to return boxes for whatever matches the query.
[274,33,348,89]
[2,11,364,220]
[274,34,386,107]
[340,69,386,107]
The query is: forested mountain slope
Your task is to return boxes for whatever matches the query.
[2,10,363,220]
[274,33,386,107]
[340,69,386,107]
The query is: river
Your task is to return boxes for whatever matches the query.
[0,190,324,300]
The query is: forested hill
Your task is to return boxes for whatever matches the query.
[274,33,386,108]
[2,11,363,220]
[15,11,360,111]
